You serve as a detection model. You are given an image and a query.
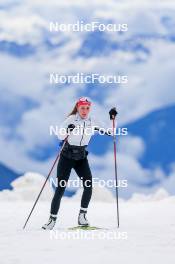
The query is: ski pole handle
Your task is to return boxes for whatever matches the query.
[109,107,118,120]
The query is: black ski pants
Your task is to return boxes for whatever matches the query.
[50,154,92,215]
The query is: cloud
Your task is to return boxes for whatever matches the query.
[118,135,145,159]
[0,0,175,195]
[89,137,175,198]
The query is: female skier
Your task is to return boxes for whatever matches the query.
[42,97,117,230]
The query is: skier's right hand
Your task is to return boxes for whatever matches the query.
[67,124,75,133]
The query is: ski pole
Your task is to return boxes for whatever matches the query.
[23,136,68,229]
[109,108,120,228]
[94,127,112,136]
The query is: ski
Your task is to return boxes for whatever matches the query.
[67,226,107,231]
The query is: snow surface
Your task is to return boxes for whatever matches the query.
[0,173,175,264]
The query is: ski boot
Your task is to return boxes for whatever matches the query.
[42,215,57,230]
[78,208,89,226]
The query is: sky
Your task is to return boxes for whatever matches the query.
[0,0,175,197]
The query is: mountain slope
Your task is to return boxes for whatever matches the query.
[0,162,22,190]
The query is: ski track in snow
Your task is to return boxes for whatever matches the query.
[0,199,175,264]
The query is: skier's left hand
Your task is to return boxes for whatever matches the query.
[109,107,118,120]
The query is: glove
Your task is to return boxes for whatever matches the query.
[67,124,75,133]
[109,107,118,120]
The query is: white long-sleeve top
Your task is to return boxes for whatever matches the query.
[57,112,115,146]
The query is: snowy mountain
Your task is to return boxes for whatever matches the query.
[0,172,115,202]
[0,162,21,191]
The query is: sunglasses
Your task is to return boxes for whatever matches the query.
[79,97,90,102]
